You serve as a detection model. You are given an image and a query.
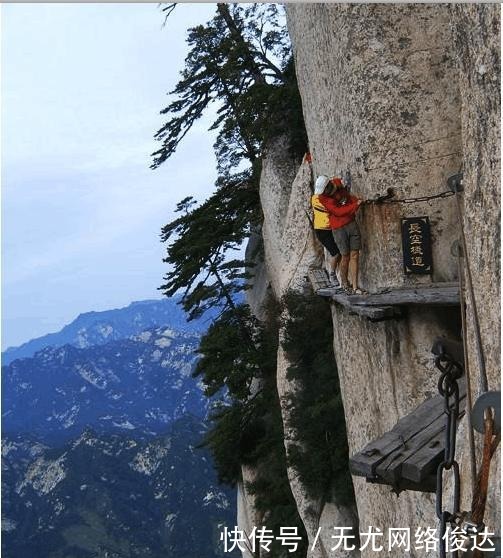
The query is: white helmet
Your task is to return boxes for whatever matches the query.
[314,175,330,195]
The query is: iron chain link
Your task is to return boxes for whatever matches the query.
[434,345,464,558]
[365,189,454,205]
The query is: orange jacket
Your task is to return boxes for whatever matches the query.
[312,190,359,230]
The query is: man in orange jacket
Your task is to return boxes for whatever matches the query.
[329,177,364,294]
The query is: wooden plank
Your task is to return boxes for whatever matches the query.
[385,281,459,291]
[401,427,446,483]
[313,273,402,320]
[330,292,402,321]
[350,394,446,477]
[316,283,459,307]
[349,284,459,307]
[375,412,448,485]
[352,380,466,484]
[308,269,331,291]
[375,398,466,485]
[402,410,466,483]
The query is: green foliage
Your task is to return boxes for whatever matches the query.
[156,4,307,321]
[194,303,279,483]
[243,385,308,557]
[195,300,307,556]
[280,291,356,506]
[194,304,265,400]
[159,173,260,319]
[153,7,318,551]
[152,4,306,174]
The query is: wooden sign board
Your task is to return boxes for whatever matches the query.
[401,216,432,275]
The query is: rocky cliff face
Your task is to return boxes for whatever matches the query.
[449,3,501,531]
[241,4,499,557]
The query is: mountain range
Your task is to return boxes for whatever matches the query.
[2,298,218,366]
[2,298,237,558]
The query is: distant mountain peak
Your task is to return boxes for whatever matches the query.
[2,297,217,366]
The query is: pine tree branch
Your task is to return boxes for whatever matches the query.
[216,3,266,86]
[160,3,177,26]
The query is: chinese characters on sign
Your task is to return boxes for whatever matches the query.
[220,526,496,554]
[401,216,433,274]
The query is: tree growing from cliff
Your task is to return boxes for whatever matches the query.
[280,291,356,506]
[154,6,310,548]
[153,3,305,176]
[156,3,307,320]
[159,174,260,320]
[194,298,308,556]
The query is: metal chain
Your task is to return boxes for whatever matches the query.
[365,189,455,205]
[433,343,464,558]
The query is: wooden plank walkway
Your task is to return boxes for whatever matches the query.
[347,282,459,307]
[308,269,401,321]
[349,379,466,494]
[308,269,459,321]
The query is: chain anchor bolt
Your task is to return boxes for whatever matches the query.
[448,172,464,193]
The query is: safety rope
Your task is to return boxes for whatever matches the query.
[450,175,499,544]
[471,417,500,558]
[434,174,499,557]
[455,242,477,496]
[471,416,499,525]
[451,182,489,394]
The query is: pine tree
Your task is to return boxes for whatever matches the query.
[152,4,299,175]
[153,8,310,550]
[280,291,356,506]
[155,4,306,321]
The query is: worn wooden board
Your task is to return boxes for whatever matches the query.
[349,283,459,306]
[349,394,447,477]
[308,268,331,291]
[350,379,466,492]
[314,280,459,309]
[401,409,467,483]
[376,406,466,485]
[349,306,402,322]
[374,412,447,485]
[310,269,402,320]
[331,292,401,321]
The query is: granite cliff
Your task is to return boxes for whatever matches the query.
[240,5,500,557]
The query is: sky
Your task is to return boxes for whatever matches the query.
[2,3,219,349]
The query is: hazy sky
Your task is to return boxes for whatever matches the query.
[2,3,219,349]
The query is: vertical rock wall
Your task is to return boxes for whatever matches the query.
[286,3,499,556]
[246,138,359,557]
[240,4,499,556]
[449,3,501,532]
[287,4,462,291]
